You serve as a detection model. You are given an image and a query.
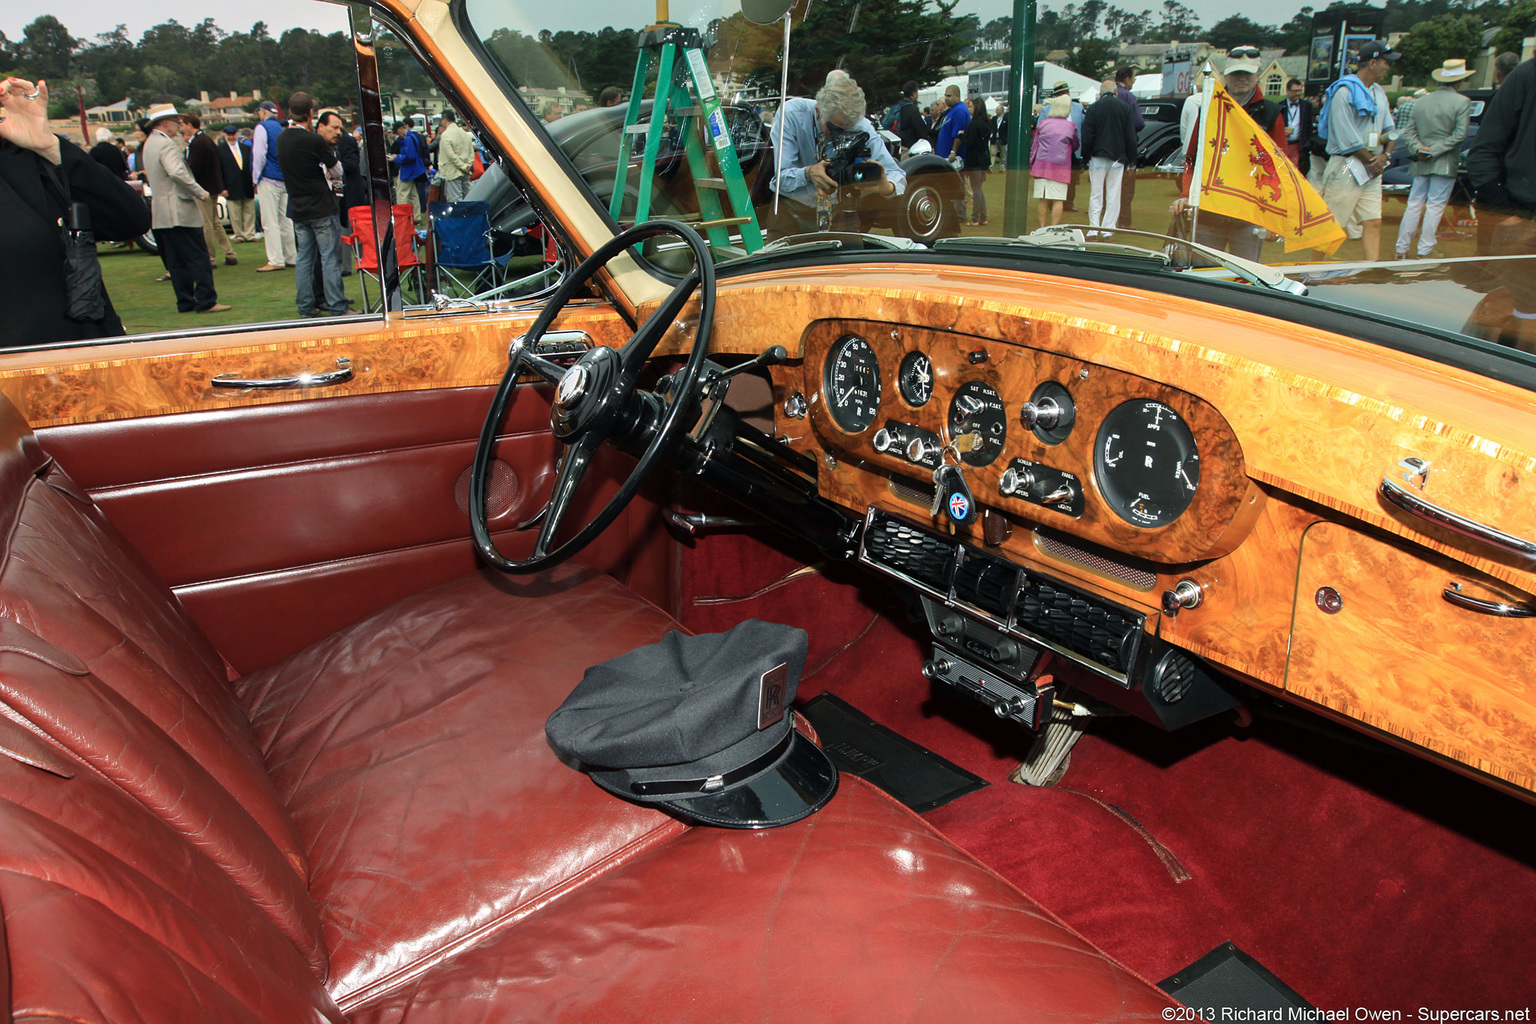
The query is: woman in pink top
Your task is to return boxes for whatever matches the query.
[1031,95,1079,227]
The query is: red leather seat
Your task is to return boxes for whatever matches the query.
[0,395,1180,1022]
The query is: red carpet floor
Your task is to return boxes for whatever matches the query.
[677,533,1536,1013]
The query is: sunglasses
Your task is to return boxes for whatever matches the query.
[1228,47,1262,58]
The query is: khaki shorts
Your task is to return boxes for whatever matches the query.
[1322,154,1383,224]
[1032,178,1067,201]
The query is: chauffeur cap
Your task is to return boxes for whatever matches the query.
[546,620,838,829]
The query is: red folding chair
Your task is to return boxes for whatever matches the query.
[341,204,425,311]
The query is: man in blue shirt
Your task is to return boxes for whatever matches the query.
[391,121,429,225]
[935,85,971,164]
[771,70,905,231]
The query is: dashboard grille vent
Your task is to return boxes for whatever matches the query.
[888,476,936,510]
[1033,532,1158,591]
[861,511,956,595]
[1012,574,1144,677]
[952,552,1019,620]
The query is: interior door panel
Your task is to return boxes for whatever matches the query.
[37,385,673,674]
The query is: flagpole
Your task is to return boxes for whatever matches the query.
[1187,63,1215,245]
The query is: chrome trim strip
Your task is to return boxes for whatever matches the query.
[1379,474,1536,563]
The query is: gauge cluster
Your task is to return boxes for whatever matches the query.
[790,319,1254,565]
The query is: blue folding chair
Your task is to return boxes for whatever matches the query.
[428,201,509,297]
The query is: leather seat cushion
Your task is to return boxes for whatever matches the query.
[235,564,691,1010]
[346,774,1180,1023]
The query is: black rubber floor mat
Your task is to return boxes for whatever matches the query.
[799,693,987,812]
[1159,942,1313,1017]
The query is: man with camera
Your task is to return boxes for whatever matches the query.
[770,70,905,232]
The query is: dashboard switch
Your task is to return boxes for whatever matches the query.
[907,437,940,463]
[1019,397,1064,430]
[873,427,899,453]
[1161,578,1204,617]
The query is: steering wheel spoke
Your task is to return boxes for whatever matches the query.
[521,351,568,386]
[532,437,600,558]
[470,220,717,574]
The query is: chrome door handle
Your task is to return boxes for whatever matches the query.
[1442,582,1536,618]
[212,357,353,390]
[1378,464,1536,564]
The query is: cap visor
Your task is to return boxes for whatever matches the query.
[660,733,838,829]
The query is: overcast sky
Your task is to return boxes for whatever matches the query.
[5,0,1320,49]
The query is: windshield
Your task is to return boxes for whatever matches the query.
[461,0,1536,369]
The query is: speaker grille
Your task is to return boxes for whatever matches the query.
[1150,651,1197,704]
[1034,531,1158,590]
[454,461,519,521]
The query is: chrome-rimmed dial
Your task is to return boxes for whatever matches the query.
[822,335,882,433]
[1094,400,1201,527]
[898,351,934,407]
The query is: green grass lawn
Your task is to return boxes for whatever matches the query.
[98,239,369,335]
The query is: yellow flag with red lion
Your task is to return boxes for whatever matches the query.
[1191,83,1344,254]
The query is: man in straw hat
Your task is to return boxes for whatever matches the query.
[1395,58,1473,259]
[140,103,229,314]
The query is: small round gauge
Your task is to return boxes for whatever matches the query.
[1094,399,1201,528]
[898,351,934,407]
[822,334,882,433]
[947,380,1007,466]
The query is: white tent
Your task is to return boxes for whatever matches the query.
[1036,62,1100,106]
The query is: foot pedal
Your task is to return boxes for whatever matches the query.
[1009,709,1088,787]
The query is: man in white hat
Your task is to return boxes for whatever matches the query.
[141,103,229,314]
[1395,59,1473,258]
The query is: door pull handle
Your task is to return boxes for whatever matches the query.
[212,357,353,390]
[1442,582,1536,618]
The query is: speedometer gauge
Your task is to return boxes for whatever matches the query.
[1094,400,1201,527]
[823,335,882,433]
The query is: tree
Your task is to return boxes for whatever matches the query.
[19,15,76,79]
[1066,37,1120,80]
[1275,7,1316,55]
[783,0,974,102]
[1395,12,1484,81]
[1489,0,1536,56]
[1208,15,1276,50]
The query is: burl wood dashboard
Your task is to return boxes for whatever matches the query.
[0,262,1531,800]
[716,266,1536,801]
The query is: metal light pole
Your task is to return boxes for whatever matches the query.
[1003,0,1036,237]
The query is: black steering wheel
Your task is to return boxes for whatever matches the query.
[470,220,715,574]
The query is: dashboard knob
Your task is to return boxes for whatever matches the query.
[782,392,808,419]
[1160,578,1204,617]
[999,467,1025,496]
[921,658,952,680]
[1019,397,1063,429]
[873,428,898,453]
[1035,479,1078,506]
[993,696,1028,719]
[906,437,939,463]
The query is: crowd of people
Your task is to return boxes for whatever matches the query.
[3,51,1535,349]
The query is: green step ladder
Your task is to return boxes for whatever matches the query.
[610,22,764,253]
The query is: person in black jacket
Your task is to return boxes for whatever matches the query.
[89,127,129,180]
[1079,80,1138,235]
[888,81,929,156]
[0,77,150,347]
[1465,57,1536,350]
[215,124,257,242]
[181,114,235,266]
[961,97,992,224]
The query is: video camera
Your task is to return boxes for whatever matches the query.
[821,126,883,186]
